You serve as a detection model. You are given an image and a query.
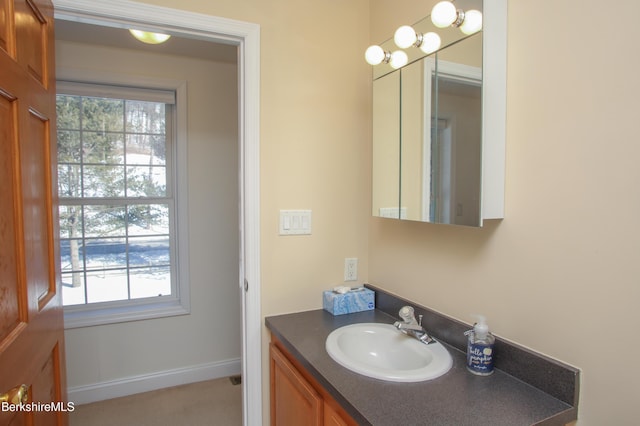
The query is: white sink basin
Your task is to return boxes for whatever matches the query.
[325,323,453,382]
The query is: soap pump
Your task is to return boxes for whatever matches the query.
[464,315,495,376]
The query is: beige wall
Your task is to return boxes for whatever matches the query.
[370,0,640,424]
[75,0,640,423]
[57,40,241,390]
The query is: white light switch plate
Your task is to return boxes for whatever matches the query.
[279,210,312,235]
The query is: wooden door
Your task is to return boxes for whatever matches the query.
[0,0,68,424]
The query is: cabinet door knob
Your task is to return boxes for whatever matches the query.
[0,384,29,405]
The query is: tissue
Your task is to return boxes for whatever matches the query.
[323,288,375,316]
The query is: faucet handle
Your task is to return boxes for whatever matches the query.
[418,314,423,326]
[399,306,416,323]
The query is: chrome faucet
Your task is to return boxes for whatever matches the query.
[393,306,436,345]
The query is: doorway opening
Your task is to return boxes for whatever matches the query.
[53,1,261,424]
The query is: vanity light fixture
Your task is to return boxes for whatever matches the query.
[431,1,462,28]
[393,26,442,54]
[365,45,409,68]
[459,9,483,35]
[389,50,408,69]
[366,1,480,68]
[394,25,420,49]
[365,45,390,65]
[431,1,482,34]
[129,29,171,45]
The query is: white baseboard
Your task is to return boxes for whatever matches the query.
[68,358,241,405]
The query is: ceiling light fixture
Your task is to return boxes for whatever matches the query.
[129,29,171,45]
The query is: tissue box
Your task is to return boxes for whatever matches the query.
[323,288,375,316]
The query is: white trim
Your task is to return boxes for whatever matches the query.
[68,358,241,405]
[57,76,191,329]
[53,1,261,424]
[436,60,482,85]
[237,19,262,426]
[481,0,507,220]
[56,80,176,103]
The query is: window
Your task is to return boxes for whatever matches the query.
[57,81,189,328]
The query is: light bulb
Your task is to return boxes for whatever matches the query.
[389,50,408,69]
[420,32,442,54]
[431,1,457,28]
[460,9,483,35]
[394,25,417,49]
[365,45,386,65]
[129,29,171,44]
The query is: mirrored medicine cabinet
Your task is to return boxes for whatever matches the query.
[371,0,506,227]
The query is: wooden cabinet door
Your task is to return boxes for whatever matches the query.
[270,343,322,426]
[324,402,350,426]
[0,0,68,424]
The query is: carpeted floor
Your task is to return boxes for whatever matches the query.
[69,377,242,426]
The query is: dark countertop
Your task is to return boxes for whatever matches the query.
[266,308,576,426]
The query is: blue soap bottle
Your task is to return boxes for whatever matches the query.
[465,315,495,376]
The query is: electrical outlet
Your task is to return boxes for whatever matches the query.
[344,258,358,282]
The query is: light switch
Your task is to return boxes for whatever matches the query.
[279,210,312,235]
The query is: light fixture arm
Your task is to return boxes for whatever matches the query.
[414,33,424,48]
[452,9,465,28]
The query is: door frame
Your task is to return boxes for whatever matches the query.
[52,0,262,424]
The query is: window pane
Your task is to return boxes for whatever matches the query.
[83,131,124,165]
[86,269,129,303]
[85,238,128,270]
[126,166,166,197]
[83,165,125,197]
[126,101,165,133]
[130,266,171,299]
[128,236,170,267]
[126,134,166,166]
[58,165,82,198]
[59,205,83,238]
[127,204,169,236]
[56,95,81,129]
[84,205,126,238]
[82,97,124,132]
[56,88,175,311]
[60,239,85,273]
[57,130,82,163]
[61,272,86,306]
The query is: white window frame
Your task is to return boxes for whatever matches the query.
[57,72,190,329]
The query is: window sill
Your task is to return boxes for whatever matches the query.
[63,298,190,329]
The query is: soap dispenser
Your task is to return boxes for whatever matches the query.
[465,315,495,376]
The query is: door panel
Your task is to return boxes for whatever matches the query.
[0,0,11,54]
[15,0,46,84]
[0,92,25,345]
[0,0,67,424]
[23,107,56,309]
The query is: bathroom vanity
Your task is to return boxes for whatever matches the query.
[266,286,579,425]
